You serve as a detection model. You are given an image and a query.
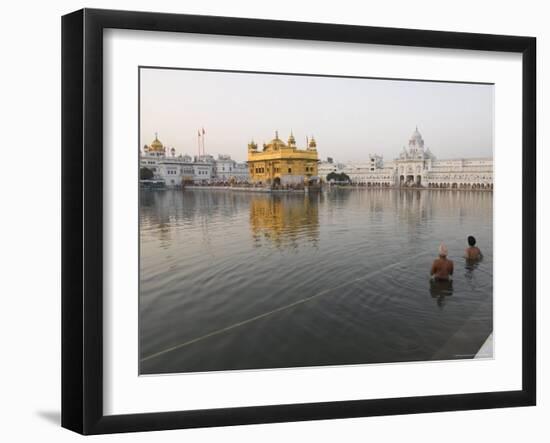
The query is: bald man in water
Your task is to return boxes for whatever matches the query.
[431,244,454,281]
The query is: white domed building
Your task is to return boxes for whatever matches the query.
[140,133,249,187]
[394,127,492,189]
[319,127,493,190]
[140,134,197,187]
[395,126,437,187]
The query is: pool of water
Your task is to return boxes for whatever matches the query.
[139,188,493,374]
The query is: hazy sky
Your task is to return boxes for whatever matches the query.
[140,68,494,163]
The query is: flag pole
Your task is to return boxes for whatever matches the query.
[197,129,201,160]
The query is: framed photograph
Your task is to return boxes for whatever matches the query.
[62,8,536,434]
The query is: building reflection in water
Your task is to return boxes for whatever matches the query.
[139,190,176,249]
[393,189,493,233]
[249,193,320,249]
[140,189,322,251]
[140,187,492,373]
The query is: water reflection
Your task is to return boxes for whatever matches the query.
[429,279,454,308]
[250,193,320,248]
[464,258,483,291]
[140,188,493,374]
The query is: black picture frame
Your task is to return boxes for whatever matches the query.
[62,8,536,435]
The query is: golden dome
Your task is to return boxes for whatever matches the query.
[264,131,287,151]
[149,133,164,152]
[268,137,287,147]
[271,130,286,145]
[308,136,317,149]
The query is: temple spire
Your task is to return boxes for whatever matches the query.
[287,130,296,146]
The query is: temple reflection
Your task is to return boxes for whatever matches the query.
[249,193,320,249]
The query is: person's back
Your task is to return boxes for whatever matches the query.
[431,244,454,281]
[464,235,482,260]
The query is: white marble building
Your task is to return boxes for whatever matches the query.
[193,154,215,184]
[318,159,347,178]
[140,135,248,187]
[232,162,249,182]
[140,135,195,187]
[213,154,249,182]
[319,128,493,190]
[160,154,195,187]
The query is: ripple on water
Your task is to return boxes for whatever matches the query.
[139,189,493,373]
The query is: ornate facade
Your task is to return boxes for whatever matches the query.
[247,131,319,186]
[214,154,249,182]
[319,127,493,190]
[140,134,248,187]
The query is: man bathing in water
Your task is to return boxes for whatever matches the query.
[464,235,482,260]
[431,244,454,281]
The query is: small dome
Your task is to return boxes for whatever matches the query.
[265,131,287,150]
[308,136,317,149]
[269,138,286,146]
[270,130,286,146]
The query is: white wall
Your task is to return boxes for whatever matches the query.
[0,0,546,441]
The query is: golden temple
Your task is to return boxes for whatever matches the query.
[247,131,319,186]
